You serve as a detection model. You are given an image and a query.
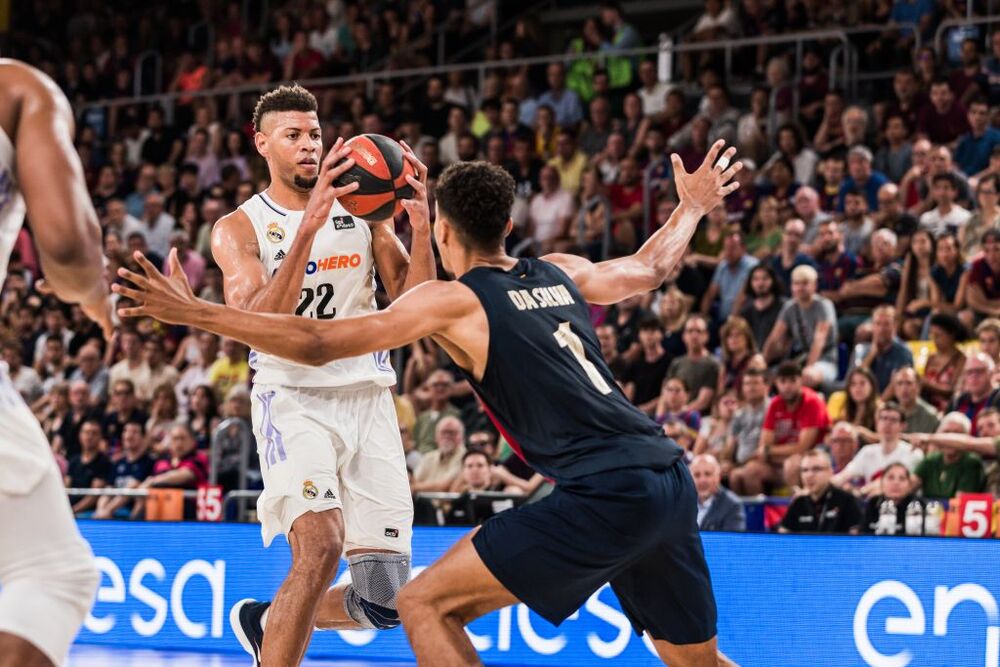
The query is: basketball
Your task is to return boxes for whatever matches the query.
[333,133,416,221]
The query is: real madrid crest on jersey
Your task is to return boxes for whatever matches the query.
[266,222,285,243]
[302,480,318,499]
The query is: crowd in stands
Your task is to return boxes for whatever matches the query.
[5,0,1000,531]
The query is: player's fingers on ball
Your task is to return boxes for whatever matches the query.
[405,174,425,192]
[329,157,356,178]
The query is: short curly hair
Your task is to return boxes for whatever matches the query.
[252,84,317,132]
[435,161,515,252]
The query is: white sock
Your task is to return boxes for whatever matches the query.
[260,607,269,632]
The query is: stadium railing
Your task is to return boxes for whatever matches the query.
[935,16,1000,56]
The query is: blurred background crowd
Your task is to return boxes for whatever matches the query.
[4,0,1000,532]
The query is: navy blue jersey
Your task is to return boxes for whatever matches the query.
[457,258,683,484]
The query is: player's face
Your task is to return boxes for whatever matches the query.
[257,111,322,191]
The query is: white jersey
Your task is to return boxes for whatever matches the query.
[238,191,395,388]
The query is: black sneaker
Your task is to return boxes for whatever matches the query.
[230,598,270,666]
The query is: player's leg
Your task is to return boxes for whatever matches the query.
[396,530,518,667]
[0,465,99,667]
[313,387,414,631]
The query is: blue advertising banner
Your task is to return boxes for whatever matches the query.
[77,521,1000,666]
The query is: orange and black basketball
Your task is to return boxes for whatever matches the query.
[333,134,416,221]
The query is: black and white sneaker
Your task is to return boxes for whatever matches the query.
[229,598,270,666]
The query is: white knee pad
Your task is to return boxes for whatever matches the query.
[0,548,99,666]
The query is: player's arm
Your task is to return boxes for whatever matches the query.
[543,140,741,305]
[115,250,472,368]
[11,62,112,337]
[211,139,357,312]
[371,143,436,301]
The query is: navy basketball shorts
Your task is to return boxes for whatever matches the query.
[472,461,717,645]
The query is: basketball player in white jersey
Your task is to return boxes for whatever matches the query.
[215,85,434,666]
[0,60,114,667]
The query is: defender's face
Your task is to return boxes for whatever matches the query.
[256,111,322,191]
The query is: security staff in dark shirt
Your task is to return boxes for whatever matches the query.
[780,448,862,533]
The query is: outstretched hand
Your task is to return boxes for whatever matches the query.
[112,249,200,325]
[398,139,431,233]
[671,139,743,216]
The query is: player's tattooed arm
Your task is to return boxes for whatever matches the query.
[115,250,475,368]
[371,141,436,301]
[543,140,741,305]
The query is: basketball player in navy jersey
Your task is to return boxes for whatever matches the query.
[116,139,742,667]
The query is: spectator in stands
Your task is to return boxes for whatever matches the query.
[186,384,220,450]
[144,337,179,394]
[449,450,500,495]
[827,421,861,474]
[412,416,466,493]
[670,84,738,151]
[831,229,902,344]
[701,229,758,321]
[595,324,628,381]
[608,157,644,251]
[52,380,97,462]
[896,229,936,337]
[723,369,769,485]
[978,319,1000,367]
[636,59,669,118]
[859,462,921,534]
[109,330,152,401]
[146,384,180,453]
[746,195,782,259]
[833,402,923,497]
[919,313,968,411]
[655,376,701,433]
[828,367,880,444]
[440,106,469,166]
[931,232,967,316]
[960,175,1000,258]
[528,165,576,253]
[548,129,588,195]
[413,370,461,454]
[740,265,786,349]
[123,191,176,259]
[65,419,111,516]
[853,306,914,392]
[890,366,941,434]
[622,316,670,415]
[886,69,927,133]
[93,421,154,520]
[579,96,613,157]
[69,343,108,407]
[951,39,988,106]
[965,229,1000,323]
[875,114,914,185]
[838,146,889,213]
[812,218,857,293]
[918,78,969,145]
[956,99,1000,177]
[764,265,839,390]
[813,90,847,155]
[102,379,149,456]
[537,62,583,127]
[2,339,41,403]
[947,352,1000,434]
[920,173,972,237]
[717,317,758,396]
[839,189,875,257]
[793,185,831,251]
[668,314,720,414]
[138,423,209,518]
[691,454,745,532]
[206,338,249,402]
[124,163,159,219]
[779,448,862,534]
[36,336,73,395]
[759,361,831,490]
[32,305,73,365]
[768,218,814,295]
[913,412,985,498]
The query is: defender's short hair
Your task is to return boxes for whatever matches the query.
[436,162,515,251]
[253,84,318,132]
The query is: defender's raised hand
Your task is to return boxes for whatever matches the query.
[670,139,742,216]
[113,249,199,325]
[398,139,430,233]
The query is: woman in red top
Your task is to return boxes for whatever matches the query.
[139,423,209,518]
[921,313,968,411]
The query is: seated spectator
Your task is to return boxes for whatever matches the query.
[93,421,154,520]
[889,366,941,434]
[895,230,937,338]
[917,78,969,146]
[839,188,875,258]
[966,230,1000,324]
[910,145,974,215]
[101,379,149,456]
[853,306,914,393]
[828,367,881,444]
[745,196,782,259]
[960,175,1000,258]
[779,448,862,534]
[413,370,461,453]
[2,339,41,403]
[691,454,745,532]
[122,191,176,259]
[548,129,588,195]
[768,218,815,295]
[838,146,889,213]
[826,421,861,475]
[830,229,902,345]
[874,114,914,185]
[919,313,968,411]
[667,314,720,414]
[832,402,924,497]
[412,416,467,493]
[146,383,180,453]
[608,157,644,251]
[701,230,758,322]
[946,352,1000,434]
[528,165,576,253]
[762,124,818,187]
[955,98,1000,177]
[931,232,967,316]
[537,62,584,128]
[813,90,847,156]
[138,423,209,519]
[919,173,972,237]
[739,265,786,348]
[52,380,98,461]
[185,384,219,450]
[69,343,109,407]
[207,338,249,402]
[109,330,152,402]
[694,390,738,458]
[794,186,832,252]
[860,463,922,534]
[812,219,858,295]
[912,412,985,498]
[724,369,769,487]
[758,361,830,491]
[595,323,629,381]
[874,183,918,257]
[655,377,701,432]
[718,317,758,397]
[669,85,739,152]
[622,316,670,415]
[144,336,179,395]
[579,96,614,157]
[65,419,111,516]
[763,265,839,390]
[978,319,1000,367]
[449,450,501,494]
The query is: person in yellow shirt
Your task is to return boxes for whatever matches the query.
[207,337,249,401]
[547,128,588,195]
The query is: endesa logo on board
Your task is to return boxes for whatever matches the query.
[305,253,362,274]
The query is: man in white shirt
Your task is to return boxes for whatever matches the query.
[528,165,576,252]
[122,191,176,258]
[637,60,670,118]
[919,172,972,237]
[832,402,923,497]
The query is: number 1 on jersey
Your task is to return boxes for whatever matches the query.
[553,322,613,395]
